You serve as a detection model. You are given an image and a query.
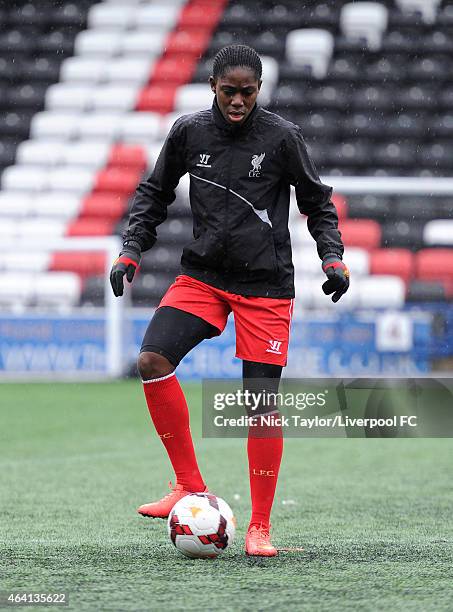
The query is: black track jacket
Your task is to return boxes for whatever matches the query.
[124,97,344,298]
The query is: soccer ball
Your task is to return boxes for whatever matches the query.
[167,493,236,559]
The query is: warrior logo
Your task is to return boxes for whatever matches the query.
[197,153,211,168]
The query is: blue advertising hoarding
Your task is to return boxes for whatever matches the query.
[0,306,447,378]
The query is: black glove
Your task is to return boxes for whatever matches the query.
[110,240,141,297]
[322,254,350,303]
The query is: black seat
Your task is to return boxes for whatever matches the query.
[37,30,76,56]
[140,246,182,275]
[382,113,426,139]
[373,141,415,167]
[346,195,393,221]
[81,276,104,307]
[251,31,285,58]
[0,30,36,56]
[131,274,174,305]
[341,113,389,139]
[351,86,394,112]
[436,198,453,219]
[381,221,425,249]
[407,281,446,302]
[0,111,34,138]
[417,143,453,168]
[0,139,18,168]
[19,57,62,85]
[329,141,372,167]
[157,220,194,246]
[6,83,47,111]
[270,84,305,111]
[429,113,453,138]
[394,197,439,221]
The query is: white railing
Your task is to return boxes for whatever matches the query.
[0,236,124,377]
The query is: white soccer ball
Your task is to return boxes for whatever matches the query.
[167,493,236,559]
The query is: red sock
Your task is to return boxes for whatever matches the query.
[142,372,205,492]
[247,415,283,530]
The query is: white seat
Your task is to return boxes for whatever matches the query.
[1,166,49,192]
[0,219,20,239]
[105,57,153,84]
[32,192,82,219]
[141,143,165,171]
[174,84,213,112]
[423,220,453,246]
[75,29,122,56]
[2,252,50,273]
[88,4,135,29]
[75,112,123,141]
[175,173,190,202]
[60,142,111,168]
[295,277,358,310]
[259,56,279,107]
[30,112,81,140]
[60,57,107,83]
[395,0,441,24]
[286,29,334,78]
[45,83,93,111]
[289,217,313,247]
[0,192,34,217]
[133,5,180,29]
[340,2,388,51]
[343,247,370,275]
[119,112,161,143]
[34,273,81,308]
[48,168,96,194]
[158,111,186,138]
[357,276,405,308]
[0,274,33,309]
[19,219,66,239]
[91,85,140,111]
[294,247,323,276]
[119,31,167,56]
[16,140,65,166]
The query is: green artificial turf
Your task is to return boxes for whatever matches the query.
[1,382,453,611]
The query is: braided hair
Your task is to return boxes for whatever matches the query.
[212,44,262,80]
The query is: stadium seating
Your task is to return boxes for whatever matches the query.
[0,0,452,314]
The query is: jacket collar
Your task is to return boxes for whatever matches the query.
[211,96,258,135]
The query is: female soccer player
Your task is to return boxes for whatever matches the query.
[110,45,349,556]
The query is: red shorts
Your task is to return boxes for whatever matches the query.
[158,275,294,366]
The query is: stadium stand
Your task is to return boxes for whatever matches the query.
[0,0,452,316]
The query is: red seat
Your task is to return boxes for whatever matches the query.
[93,168,142,194]
[151,56,198,86]
[339,219,381,249]
[80,193,128,220]
[66,219,115,237]
[370,248,414,283]
[135,83,178,113]
[50,252,106,276]
[416,249,453,281]
[165,29,210,57]
[108,145,147,170]
[331,193,347,220]
[178,3,224,29]
[416,248,453,296]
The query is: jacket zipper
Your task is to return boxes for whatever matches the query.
[223,140,235,271]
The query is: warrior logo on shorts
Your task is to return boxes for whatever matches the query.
[266,339,282,355]
[249,152,265,177]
